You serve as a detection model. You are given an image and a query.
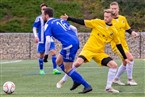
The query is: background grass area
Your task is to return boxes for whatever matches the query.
[0,59,145,97]
[0,0,145,32]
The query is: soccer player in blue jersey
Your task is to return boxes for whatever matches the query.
[32,3,61,75]
[43,7,92,94]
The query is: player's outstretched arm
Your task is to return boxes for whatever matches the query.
[61,14,85,25]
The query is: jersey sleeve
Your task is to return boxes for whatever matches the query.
[85,19,101,28]
[44,25,52,37]
[33,17,40,28]
[84,19,95,28]
[124,17,131,30]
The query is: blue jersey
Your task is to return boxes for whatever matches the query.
[45,18,79,48]
[33,15,45,43]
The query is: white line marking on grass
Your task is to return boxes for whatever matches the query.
[0,60,22,64]
[6,91,144,94]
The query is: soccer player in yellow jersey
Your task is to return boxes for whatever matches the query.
[57,9,130,93]
[110,1,138,86]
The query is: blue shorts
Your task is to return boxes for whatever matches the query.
[60,44,79,62]
[37,42,55,53]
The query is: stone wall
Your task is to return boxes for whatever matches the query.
[0,33,145,60]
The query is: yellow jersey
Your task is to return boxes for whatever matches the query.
[83,19,120,53]
[111,15,130,52]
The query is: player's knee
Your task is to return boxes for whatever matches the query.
[107,60,118,69]
[38,53,44,58]
[75,61,84,68]
[56,60,62,65]
[74,56,85,68]
[128,56,134,61]
[112,63,118,68]
[74,61,81,68]
[110,64,118,69]
[56,59,63,65]
[56,54,63,65]
[126,53,134,61]
[50,50,56,56]
[64,67,72,73]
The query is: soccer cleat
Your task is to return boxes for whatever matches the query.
[127,80,137,86]
[53,69,61,75]
[113,79,125,85]
[39,70,45,75]
[43,58,48,62]
[79,86,92,94]
[43,55,48,62]
[106,87,119,93]
[70,82,81,90]
[56,80,66,88]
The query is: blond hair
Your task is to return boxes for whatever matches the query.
[110,1,119,6]
[110,1,119,9]
[104,9,114,16]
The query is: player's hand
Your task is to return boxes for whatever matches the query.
[124,59,131,64]
[60,14,68,20]
[34,37,39,43]
[44,55,48,62]
[131,31,139,38]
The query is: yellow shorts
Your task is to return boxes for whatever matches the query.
[79,50,109,66]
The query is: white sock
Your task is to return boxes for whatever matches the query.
[72,64,76,70]
[61,74,69,81]
[106,68,117,89]
[126,61,134,80]
[115,64,126,79]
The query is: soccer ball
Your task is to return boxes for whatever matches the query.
[3,81,15,94]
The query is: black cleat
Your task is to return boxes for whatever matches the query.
[43,59,48,62]
[79,86,92,94]
[70,82,81,90]
[43,55,48,62]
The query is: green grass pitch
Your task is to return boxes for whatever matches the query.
[0,59,145,97]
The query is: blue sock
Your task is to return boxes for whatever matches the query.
[59,64,65,72]
[38,58,44,70]
[52,55,57,69]
[67,69,90,88]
